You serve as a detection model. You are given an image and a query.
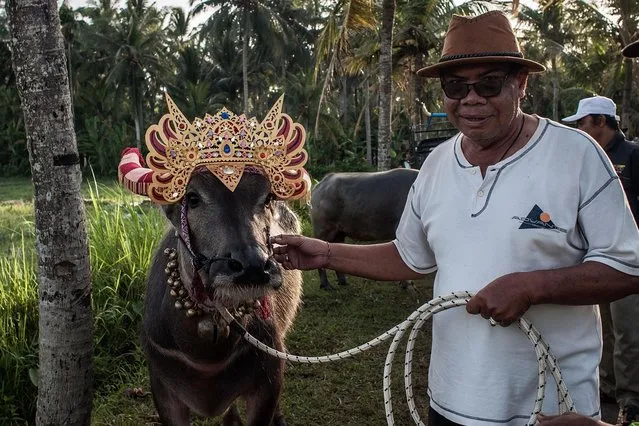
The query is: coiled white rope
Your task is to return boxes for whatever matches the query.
[217,291,576,425]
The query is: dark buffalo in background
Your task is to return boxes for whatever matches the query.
[143,171,302,425]
[310,168,419,290]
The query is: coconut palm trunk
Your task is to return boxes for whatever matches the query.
[622,57,633,136]
[242,6,250,114]
[6,1,93,424]
[377,0,395,171]
[365,77,372,165]
[551,56,559,122]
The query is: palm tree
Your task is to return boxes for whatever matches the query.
[97,0,168,149]
[607,0,639,135]
[377,0,395,171]
[193,0,302,114]
[6,0,93,424]
[312,0,376,153]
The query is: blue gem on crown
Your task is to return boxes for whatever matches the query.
[221,112,230,119]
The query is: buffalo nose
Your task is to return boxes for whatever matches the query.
[228,246,276,285]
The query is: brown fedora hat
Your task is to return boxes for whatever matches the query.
[418,11,546,78]
[622,40,639,58]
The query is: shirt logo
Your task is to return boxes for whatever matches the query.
[512,204,567,233]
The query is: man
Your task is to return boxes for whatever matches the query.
[273,11,639,426]
[562,102,639,426]
[532,36,639,426]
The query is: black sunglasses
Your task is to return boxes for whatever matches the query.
[440,74,511,100]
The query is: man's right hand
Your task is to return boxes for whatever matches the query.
[271,234,330,271]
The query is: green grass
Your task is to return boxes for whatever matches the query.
[0,175,119,203]
[0,177,34,202]
[0,179,436,426]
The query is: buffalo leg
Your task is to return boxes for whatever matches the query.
[336,271,348,286]
[332,233,348,286]
[222,403,244,426]
[246,361,283,426]
[149,374,190,426]
[245,391,280,426]
[318,267,335,290]
[272,403,286,426]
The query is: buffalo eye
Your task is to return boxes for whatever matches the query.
[185,192,202,209]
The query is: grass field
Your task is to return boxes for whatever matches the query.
[0,176,437,425]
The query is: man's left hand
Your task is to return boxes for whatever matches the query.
[465,272,535,326]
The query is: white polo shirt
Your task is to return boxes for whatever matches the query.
[394,117,639,425]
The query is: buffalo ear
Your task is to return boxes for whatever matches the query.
[161,203,181,229]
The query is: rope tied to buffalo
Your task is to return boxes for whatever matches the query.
[217,291,577,425]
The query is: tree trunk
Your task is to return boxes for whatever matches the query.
[622,57,633,136]
[377,0,395,171]
[551,56,559,122]
[408,56,418,128]
[133,78,143,151]
[340,76,348,128]
[6,1,93,425]
[242,7,250,115]
[414,54,423,126]
[365,77,372,165]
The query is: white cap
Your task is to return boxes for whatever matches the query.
[562,96,619,122]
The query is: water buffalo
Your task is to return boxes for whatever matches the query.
[118,93,309,425]
[311,168,419,290]
[142,171,302,425]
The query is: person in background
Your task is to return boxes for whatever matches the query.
[563,96,639,426]
[272,10,639,426]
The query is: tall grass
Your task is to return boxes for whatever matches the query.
[0,183,165,424]
[0,235,38,424]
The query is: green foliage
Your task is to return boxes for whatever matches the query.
[85,183,165,393]
[77,117,133,177]
[0,182,165,423]
[0,85,28,177]
[0,236,38,423]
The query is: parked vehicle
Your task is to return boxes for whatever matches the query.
[409,110,457,168]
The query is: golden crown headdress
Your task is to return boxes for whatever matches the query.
[118,93,310,204]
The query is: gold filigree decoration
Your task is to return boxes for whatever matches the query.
[143,94,310,204]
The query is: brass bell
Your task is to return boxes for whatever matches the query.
[184,300,193,309]
[186,308,197,317]
[174,300,184,310]
[197,317,216,340]
[178,289,186,297]
[221,325,230,339]
[170,289,178,298]
[167,277,174,286]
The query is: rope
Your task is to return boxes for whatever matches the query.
[216,291,576,425]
